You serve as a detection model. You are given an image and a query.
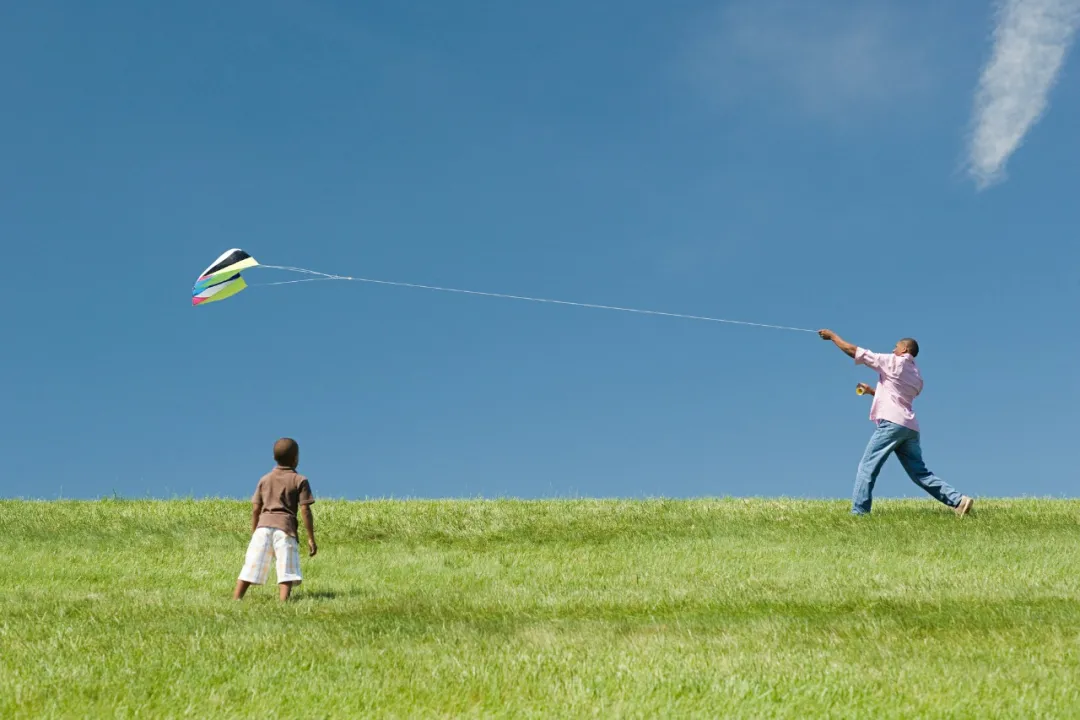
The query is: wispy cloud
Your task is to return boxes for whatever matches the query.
[683,1,936,126]
[968,0,1080,188]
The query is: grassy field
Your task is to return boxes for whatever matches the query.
[2,498,1079,718]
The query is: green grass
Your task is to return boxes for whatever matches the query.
[2,499,1079,718]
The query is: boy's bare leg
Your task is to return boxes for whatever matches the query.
[234,580,252,600]
[278,581,296,601]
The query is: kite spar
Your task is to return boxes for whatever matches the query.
[191,249,815,333]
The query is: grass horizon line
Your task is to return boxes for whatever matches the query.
[4,494,1078,503]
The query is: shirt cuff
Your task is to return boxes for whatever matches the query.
[854,347,868,365]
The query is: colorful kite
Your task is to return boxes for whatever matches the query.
[191,249,259,307]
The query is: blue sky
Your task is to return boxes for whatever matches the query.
[3,1,1078,500]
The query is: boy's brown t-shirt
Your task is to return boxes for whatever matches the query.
[253,466,314,538]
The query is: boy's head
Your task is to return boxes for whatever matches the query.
[273,437,299,468]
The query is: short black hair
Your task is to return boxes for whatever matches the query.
[273,437,299,466]
[900,338,919,357]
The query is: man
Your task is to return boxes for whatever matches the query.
[818,330,973,516]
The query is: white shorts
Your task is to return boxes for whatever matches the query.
[238,527,302,585]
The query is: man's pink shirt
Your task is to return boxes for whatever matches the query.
[855,347,922,431]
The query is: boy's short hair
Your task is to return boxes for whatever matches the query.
[273,438,299,466]
[900,338,920,357]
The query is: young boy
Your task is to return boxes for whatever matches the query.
[233,438,318,601]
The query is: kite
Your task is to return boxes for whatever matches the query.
[191,249,260,307]
[190,249,815,333]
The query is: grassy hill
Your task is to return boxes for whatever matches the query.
[3,498,1079,718]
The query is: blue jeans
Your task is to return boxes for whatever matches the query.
[853,420,962,514]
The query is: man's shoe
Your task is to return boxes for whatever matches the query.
[954,496,973,517]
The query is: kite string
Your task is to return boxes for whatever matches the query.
[256,264,817,333]
[258,277,338,287]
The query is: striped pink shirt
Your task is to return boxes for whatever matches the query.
[855,347,922,431]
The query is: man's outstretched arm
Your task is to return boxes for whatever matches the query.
[818,329,857,358]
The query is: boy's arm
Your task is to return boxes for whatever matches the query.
[250,481,264,533]
[251,499,263,533]
[297,478,317,556]
[301,504,317,556]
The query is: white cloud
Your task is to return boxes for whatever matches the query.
[684,1,935,125]
[967,0,1080,188]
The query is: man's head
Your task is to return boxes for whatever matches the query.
[894,338,919,357]
[273,437,300,468]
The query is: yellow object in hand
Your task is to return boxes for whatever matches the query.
[856,385,866,395]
